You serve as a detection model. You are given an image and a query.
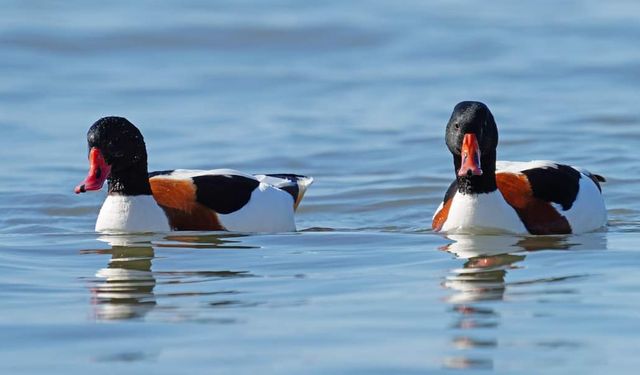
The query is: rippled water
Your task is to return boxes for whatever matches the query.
[2,1,640,373]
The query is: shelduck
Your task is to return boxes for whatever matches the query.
[75,117,313,233]
[432,101,606,235]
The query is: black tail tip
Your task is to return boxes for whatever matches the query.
[593,174,606,183]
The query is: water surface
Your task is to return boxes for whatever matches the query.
[1,1,640,373]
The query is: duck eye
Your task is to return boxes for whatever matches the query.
[454,123,460,130]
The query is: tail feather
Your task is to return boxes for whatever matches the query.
[255,174,314,211]
[579,170,606,193]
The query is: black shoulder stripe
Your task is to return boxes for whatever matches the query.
[193,174,260,214]
[443,179,458,203]
[148,170,175,178]
[522,164,580,210]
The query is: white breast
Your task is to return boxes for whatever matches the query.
[441,191,528,234]
[95,195,170,233]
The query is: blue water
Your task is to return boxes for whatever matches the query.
[1,1,640,373]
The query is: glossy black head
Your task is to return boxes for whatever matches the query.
[76,117,152,195]
[445,101,499,194]
[87,116,148,172]
[446,101,498,156]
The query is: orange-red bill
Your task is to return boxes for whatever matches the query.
[74,147,111,194]
[458,133,483,177]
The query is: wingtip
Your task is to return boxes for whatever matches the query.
[293,176,313,211]
[300,176,314,187]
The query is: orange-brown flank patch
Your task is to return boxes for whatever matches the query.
[432,198,453,231]
[150,177,225,231]
[496,172,571,235]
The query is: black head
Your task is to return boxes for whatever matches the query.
[86,116,147,171]
[75,117,151,195]
[446,101,498,157]
[445,101,500,194]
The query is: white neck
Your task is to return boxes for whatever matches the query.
[441,190,527,234]
[95,194,170,233]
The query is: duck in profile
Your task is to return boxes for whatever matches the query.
[432,101,606,235]
[75,117,313,233]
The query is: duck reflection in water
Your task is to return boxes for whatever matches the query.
[443,235,535,304]
[440,233,606,370]
[441,234,607,303]
[83,233,256,321]
[87,235,157,320]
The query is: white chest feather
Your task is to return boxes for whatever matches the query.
[95,195,170,233]
[441,191,527,234]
